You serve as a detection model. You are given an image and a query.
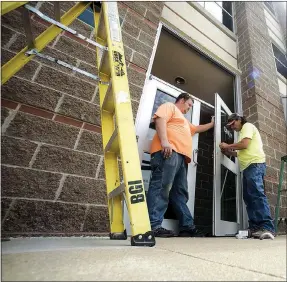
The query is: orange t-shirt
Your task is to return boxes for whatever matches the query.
[150,102,197,163]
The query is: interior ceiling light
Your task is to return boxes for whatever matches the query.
[175,76,186,85]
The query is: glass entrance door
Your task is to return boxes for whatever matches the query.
[213,93,241,236]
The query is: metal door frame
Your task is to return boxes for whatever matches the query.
[213,93,242,236]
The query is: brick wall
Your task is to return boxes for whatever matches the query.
[235,2,287,233]
[1,1,164,237]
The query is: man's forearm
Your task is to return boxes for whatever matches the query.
[226,142,246,150]
[196,122,214,133]
[155,118,168,144]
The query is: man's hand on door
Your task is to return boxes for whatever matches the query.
[220,145,238,157]
[219,142,229,150]
[211,116,215,124]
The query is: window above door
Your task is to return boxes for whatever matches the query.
[196,1,234,32]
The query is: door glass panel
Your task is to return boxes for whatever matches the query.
[221,111,236,163]
[214,93,239,236]
[149,89,192,131]
[220,164,237,222]
[146,89,176,148]
[151,89,176,118]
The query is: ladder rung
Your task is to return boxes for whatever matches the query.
[1,1,28,15]
[108,183,125,199]
[21,7,34,49]
[99,48,110,76]
[105,128,119,153]
[1,2,91,85]
[102,81,114,112]
[54,2,61,22]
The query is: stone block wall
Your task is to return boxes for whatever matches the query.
[1,1,164,237]
[234,2,287,233]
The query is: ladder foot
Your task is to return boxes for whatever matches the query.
[109,229,127,240]
[131,231,156,247]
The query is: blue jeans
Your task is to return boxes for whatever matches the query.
[242,163,275,232]
[146,151,195,231]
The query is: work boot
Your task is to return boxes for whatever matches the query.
[252,229,275,240]
[152,227,176,238]
[178,228,207,237]
[259,229,275,240]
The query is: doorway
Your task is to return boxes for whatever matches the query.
[130,25,245,236]
[134,77,242,236]
[134,78,199,233]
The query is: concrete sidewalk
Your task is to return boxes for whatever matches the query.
[2,236,286,281]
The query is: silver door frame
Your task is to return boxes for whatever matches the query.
[213,93,242,236]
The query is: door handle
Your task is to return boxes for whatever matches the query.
[193,149,198,165]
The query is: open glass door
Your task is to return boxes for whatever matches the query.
[213,93,241,236]
[124,76,200,234]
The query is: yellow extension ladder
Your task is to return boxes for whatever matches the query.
[1,1,155,247]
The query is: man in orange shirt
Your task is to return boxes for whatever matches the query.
[147,93,214,237]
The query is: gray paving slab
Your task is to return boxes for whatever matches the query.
[1,236,286,281]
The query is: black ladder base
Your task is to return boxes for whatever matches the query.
[131,231,156,247]
[109,229,127,240]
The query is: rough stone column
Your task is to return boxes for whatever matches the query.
[235,2,287,232]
